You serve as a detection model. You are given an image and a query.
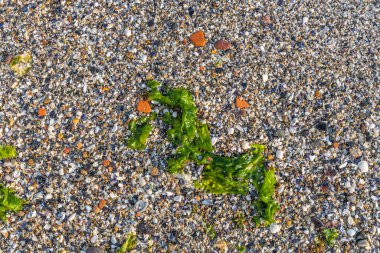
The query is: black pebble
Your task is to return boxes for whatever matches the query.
[316,122,328,131]
[215,68,223,73]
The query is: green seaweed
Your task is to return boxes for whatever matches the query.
[322,228,339,246]
[128,80,279,225]
[8,52,32,77]
[0,185,25,222]
[0,145,17,160]
[127,113,156,150]
[118,233,137,252]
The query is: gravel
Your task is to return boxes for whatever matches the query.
[0,0,379,252]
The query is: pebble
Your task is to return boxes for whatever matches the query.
[189,30,206,47]
[214,40,232,50]
[242,141,250,150]
[357,239,370,249]
[348,216,354,225]
[270,224,281,233]
[276,150,284,159]
[227,127,234,135]
[263,74,269,82]
[138,177,147,187]
[358,161,369,173]
[90,235,98,244]
[347,229,356,237]
[134,200,148,212]
[86,247,105,253]
[125,29,132,37]
[174,196,183,202]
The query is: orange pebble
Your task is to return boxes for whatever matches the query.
[98,199,106,209]
[137,100,151,113]
[63,147,70,154]
[102,160,110,166]
[38,108,47,117]
[189,30,206,47]
[236,96,250,109]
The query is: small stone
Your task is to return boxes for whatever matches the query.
[214,240,228,251]
[348,216,354,225]
[45,193,53,200]
[3,55,12,64]
[90,235,98,244]
[242,141,250,150]
[72,118,80,124]
[261,15,272,26]
[227,128,234,135]
[347,229,356,237]
[211,137,218,145]
[309,155,316,161]
[270,223,281,233]
[358,161,369,173]
[151,167,159,176]
[316,121,328,131]
[140,54,147,62]
[173,196,183,202]
[311,217,324,229]
[98,199,106,209]
[189,30,206,47]
[138,177,146,187]
[134,200,148,212]
[263,73,269,82]
[276,150,284,159]
[274,129,285,138]
[38,108,47,117]
[347,195,357,203]
[125,29,132,37]
[214,39,232,50]
[357,239,370,249]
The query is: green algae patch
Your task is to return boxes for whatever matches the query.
[8,52,32,77]
[0,145,17,160]
[127,80,279,225]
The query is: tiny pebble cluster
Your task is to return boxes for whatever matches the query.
[0,1,379,252]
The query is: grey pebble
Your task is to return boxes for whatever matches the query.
[86,247,105,253]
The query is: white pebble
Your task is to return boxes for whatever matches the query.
[276,150,284,159]
[242,141,250,150]
[263,73,269,82]
[174,196,183,202]
[138,177,146,187]
[348,216,354,225]
[227,128,234,135]
[68,213,76,222]
[141,54,147,62]
[358,161,369,173]
[270,224,281,233]
[13,170,20,178]
[347,229,356,237]
[90,234,98,244]
[125,29,132,37]
[211,137,219,145]
[111,236,117,244]
[309,155,316,161]
[45,193,53,200]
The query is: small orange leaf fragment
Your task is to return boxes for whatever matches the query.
[236,96,250,109]
[137,100,151,113]
[38,108,47,117]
